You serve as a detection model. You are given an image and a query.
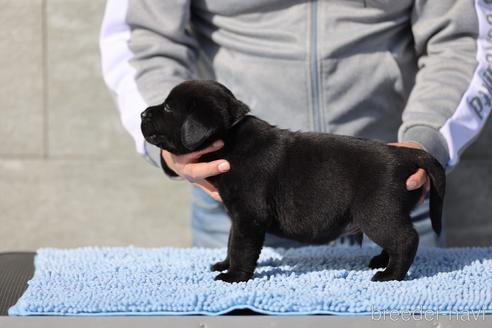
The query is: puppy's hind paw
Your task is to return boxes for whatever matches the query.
[214,270,252,283]
[210,260,230,272]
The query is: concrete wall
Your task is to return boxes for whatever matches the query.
[0,0,191,251]
[444,124,492,246]
[0,0,490,251]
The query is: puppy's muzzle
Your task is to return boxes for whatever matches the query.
[141,108,159,139]
[141,108,152,120]
[147,134,158,144]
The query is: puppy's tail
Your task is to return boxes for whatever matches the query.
[415,153,446,235]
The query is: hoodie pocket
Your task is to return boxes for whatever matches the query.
[331,0,365,8]
[366,0,388,4]
[365,0,411,12]
[320,51,407,137]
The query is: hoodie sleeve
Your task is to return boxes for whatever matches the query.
[99,0,198,168]
[399,0,492,169]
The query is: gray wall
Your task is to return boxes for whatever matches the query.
[0,0,490,251]
[0,0,191,251]
[444,122,492,246]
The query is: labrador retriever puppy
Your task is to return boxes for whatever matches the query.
[141,80,445,283]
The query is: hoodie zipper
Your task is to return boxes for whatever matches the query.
[310,0,322,132]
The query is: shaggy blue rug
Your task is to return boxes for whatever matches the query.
[9,245,492,316]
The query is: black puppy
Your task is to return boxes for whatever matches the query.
[141,80,446,283]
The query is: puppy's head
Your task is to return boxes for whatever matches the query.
[141,80,249,154]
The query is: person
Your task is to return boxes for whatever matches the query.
[100,0,491,248]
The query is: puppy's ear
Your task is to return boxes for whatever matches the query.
[212,82,251,126]
[181,110,220,151]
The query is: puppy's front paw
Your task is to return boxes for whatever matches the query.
[368,254,389,269]
[210,259,230,272]
[214,270,252,283]
[371,270,404,282]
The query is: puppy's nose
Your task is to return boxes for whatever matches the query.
[141,110,152,120]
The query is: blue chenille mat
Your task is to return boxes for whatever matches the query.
[8,245,492,316]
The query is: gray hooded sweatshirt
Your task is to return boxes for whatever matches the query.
[100,0,492,170]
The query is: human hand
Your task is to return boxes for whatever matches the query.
[387,141,430,204]
[161,140,229,202]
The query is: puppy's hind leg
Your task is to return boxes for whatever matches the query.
[359,212,418,282]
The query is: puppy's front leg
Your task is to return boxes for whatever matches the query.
[214,219,265,283]
[210,230,231,272]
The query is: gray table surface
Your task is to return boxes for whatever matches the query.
[1,316,491,328]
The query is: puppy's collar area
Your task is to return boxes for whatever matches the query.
[230,114,251,129]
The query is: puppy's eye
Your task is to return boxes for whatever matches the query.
[164,104,172,113]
